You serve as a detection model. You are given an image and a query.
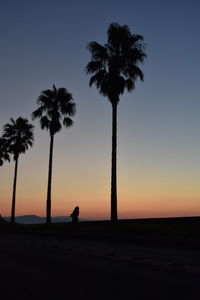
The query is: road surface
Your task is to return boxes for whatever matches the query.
[0,232,200,299]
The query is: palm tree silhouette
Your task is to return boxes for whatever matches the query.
[0,137,10,166]
[86,23,146,222]
[32,84,76,224]
[2,117,34,224]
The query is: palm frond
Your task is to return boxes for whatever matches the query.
[123,65,144,81]
[125,79,135,91]
[128,48,146,64]
[89,70,107,87]
[87,42,108,61]
[0,137,10,165]
[63,117,73,128]
[40,116,50,130]
[130,34,145,47]
[32,106,46,119]
[60,102,76,117]
[85,61,104,74]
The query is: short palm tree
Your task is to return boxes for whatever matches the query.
[32,84,76,224]
[86,23,146,222]
[2,117,34,224]
[0,137,10,166]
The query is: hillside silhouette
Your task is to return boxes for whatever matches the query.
[3,215,76,224]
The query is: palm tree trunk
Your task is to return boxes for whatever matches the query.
[46,134,54,224]
[111,103,118,222]
[11,156,19,224]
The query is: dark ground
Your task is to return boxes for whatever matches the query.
[1,231,200,300]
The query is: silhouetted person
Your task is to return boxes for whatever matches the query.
[70,206,79,231]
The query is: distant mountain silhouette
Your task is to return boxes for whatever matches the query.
[4,215,73,224]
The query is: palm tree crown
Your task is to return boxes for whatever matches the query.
[2,117,34,160]
[0,137,10,166]
[86,22,146,105]
[32,84,76,134]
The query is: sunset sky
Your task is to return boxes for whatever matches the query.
[1,0,200,219]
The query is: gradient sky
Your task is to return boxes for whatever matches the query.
[1,0,200,219]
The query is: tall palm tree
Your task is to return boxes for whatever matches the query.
[32,84,76,224]
[2,117,34,224]
[0,137,10,166]
[86,23,146,222]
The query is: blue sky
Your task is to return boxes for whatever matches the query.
[0,0,200,218]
